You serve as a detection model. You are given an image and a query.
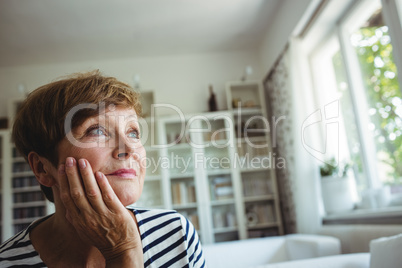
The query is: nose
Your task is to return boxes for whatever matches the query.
[113,136,136,160]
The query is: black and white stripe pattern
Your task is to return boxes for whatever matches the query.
[0,208,206,268]
[133,208,205,267]
[0,224,45,267]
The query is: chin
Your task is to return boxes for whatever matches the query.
[109,181,143,206]
[117,191,141,207]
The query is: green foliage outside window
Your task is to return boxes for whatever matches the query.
[352,15,402,184]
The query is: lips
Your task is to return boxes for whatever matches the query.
[107,169,137,178]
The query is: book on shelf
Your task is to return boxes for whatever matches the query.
[212,210,236,228]
[213,211,226,228]
[13,192,45,203]
[12,162,32,173]
[242,177,272,197]
[179,211,199,230]
[246,203,275,224]
[172,182,197,205]
[256,203,275,223]
[13,176,39,188]
[13,206,45,219]
[211,177,233,200]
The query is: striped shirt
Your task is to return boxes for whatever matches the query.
[0,207,206,268]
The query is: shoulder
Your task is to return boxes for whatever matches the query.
[0,215,51,266]
[126,206,197,237]
[126,207,205,267]
[127,207,183,225]
[0,228,42,266]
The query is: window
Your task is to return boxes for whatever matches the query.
[309,0,402,211]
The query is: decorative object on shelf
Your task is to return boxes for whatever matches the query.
[139,91,154,118]
[208,84,218,112]
[240,66,253,81]
[226,80,261,110]
[17,83,29,96]
[232,98,241,108]
[133,74,141,90]
[320,158,356,214]
[243,100,255,108]
[245,211,258,226]
[0,118,8,129]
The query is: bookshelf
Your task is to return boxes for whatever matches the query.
[227,80,283,239]
[154,90,283,244]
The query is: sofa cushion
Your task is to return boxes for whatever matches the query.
[370,233,402,268]
[285,234,341,260]
[203,237,288,268]
[253,253,370,268]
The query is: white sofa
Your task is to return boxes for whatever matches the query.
[203,226,402,268]
[254,253,370,268]
[202,234,342,268]
[318,224,402,254]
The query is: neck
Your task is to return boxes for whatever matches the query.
[30,203,105,267]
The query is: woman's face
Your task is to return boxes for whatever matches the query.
[56,106,146,206]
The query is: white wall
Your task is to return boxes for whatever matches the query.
[259,0,313,75]
[0,50,262,118]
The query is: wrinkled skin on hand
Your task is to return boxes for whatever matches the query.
[59,157,143,265]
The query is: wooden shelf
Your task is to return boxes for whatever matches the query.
[210,199,235,206]
[172,203,198,210]
[12,186,41,193]
[12,171,34,177]
[243,194,275,203]
[13,201,47,208]
[247,222,280,230]
[214,226,238,234]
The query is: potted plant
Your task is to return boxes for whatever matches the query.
[320,158,355,214]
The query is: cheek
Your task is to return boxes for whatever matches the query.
[59,147,107,171]
[138,148,147,172]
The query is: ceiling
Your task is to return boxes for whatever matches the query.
[0,0,281,68]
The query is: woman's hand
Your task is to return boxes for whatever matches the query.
[58,157,143,267]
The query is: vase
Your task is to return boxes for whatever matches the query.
[321,176,355,214]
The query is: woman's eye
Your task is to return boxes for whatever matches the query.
[87,126,107,137]
[128,130,140,139]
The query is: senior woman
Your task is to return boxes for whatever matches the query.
[0,71,205,267]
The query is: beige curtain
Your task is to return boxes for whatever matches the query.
[263,45,297,234]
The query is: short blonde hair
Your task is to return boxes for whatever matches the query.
[12,70,142,202]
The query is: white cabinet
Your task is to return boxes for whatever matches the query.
[155,112,242,244]
[227,80,283,238]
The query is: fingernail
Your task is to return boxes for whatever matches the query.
[78,159,86,169]
[95,171,103,180]
[66,157,74,167]
[58,164,65,174]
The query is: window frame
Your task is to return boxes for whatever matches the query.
[306,0,402,221]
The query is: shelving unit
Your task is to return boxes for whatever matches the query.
[226,80,283,239]
[0,101,54,242]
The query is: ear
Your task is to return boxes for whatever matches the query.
[27,152,56,187]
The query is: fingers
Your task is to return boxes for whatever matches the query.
[94,171,124,213]
[60,157,123,214]
[77,159,105,212]
[64,157,91,212]
[58,157,141,260]
[58,162,80,218]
